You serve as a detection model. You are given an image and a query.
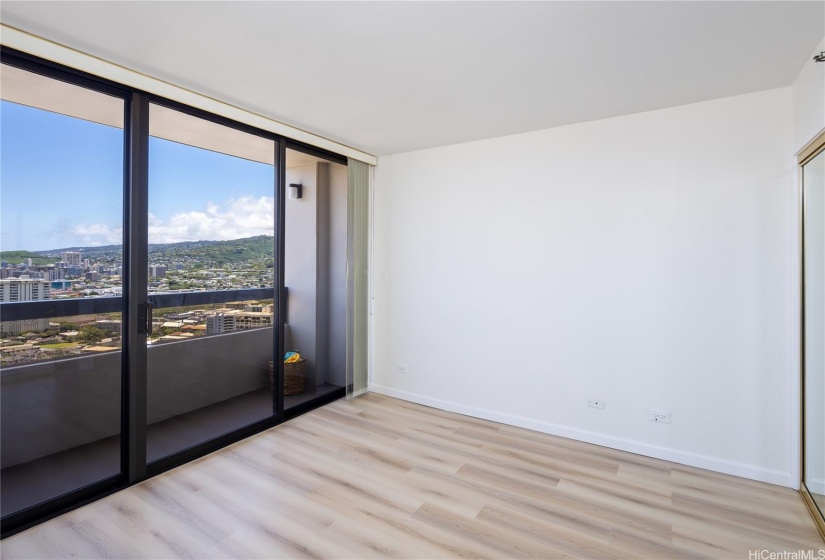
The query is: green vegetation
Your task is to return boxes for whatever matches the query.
[27,235,275,268]
[0,251,55,266]
[39,342,79,349]
[151,235,274,266]
[77,325,106,344]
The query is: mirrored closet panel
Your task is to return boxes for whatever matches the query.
[802,132,825,539]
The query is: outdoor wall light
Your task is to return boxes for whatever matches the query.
[289,183,303,199]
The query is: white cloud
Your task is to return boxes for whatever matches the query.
[64,196,276,248]
[69,223,123,246]
[148,196,274,244]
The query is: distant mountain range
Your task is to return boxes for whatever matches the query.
[1,235,275,267]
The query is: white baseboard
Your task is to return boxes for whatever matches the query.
[369,384,793,488]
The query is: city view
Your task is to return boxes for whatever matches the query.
[0,62,353,526]
[0,201,279,367]
[0,236,276,366]
[1,93,277,369]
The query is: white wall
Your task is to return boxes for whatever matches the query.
[372,88,796,486]
[793,37,825,152]
[286,162,319,385]
[285,160,349,388]
[315,161,350,387]
[790,37,824,487]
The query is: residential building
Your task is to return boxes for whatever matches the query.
[205,312,235,335]
[60,252,81,266]
[0,319,50,336]
[233,311,273,330]
[204,310,273,334]
[0,276,51,335]
[149,264,166,278]
[0,276,51,303]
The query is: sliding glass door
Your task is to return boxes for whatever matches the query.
[0,49,351,537]
[145,103,278,463]
[0,63,128,517]
[283,148,349,413]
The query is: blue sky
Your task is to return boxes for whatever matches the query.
[1,100,275,252]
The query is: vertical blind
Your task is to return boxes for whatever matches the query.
[346,158,370,397]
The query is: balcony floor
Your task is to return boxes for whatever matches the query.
[0,383,341,517]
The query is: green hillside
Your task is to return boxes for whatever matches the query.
[151,235,274,266]
[0,251,56,266]
[18,236,276,267]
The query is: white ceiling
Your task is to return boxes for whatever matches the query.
[1,1,822,157]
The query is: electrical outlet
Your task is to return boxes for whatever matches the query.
[396,364,408,375]
[649,409,671,423]
[587,398,605,409]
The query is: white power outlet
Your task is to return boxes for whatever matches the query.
[649,409,671,423]
[587,398,605,409]
[396,364,408,375]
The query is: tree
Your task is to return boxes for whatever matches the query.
[78,325,105,344]
[58,321,76,332]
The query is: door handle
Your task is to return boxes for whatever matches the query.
[138,302,154,335]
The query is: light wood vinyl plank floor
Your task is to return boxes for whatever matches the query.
[2,393,823,559]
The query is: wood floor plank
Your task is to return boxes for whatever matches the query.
[2,394,823,559]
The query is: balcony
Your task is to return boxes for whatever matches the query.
[0,288,344,518]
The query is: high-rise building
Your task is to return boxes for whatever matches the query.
[206,312,235,335]
[61,251,82,266]
[149,264,167,279]
[0,276,52,302]
[0,276,52,334]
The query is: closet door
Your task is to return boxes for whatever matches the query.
[802,141,825,536]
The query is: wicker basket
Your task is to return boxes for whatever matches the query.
[269,358,306,395]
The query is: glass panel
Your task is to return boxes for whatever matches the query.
[804,147,825,517]
[0,64,124,516]
[283,149,348,411]
[146,104,276,463]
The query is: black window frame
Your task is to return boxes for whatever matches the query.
[0,46,346,538]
